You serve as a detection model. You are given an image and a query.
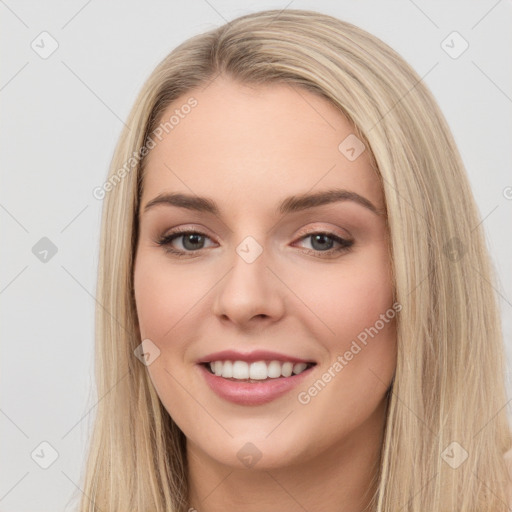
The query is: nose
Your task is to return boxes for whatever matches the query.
[211,242,285,328]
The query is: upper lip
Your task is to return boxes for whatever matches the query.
[197,349,316,364]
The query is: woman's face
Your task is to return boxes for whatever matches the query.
[133,76,397,470]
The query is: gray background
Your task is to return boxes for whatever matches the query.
[1,1,511,510]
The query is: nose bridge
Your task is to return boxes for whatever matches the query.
[212,232,284,323]
[228,233,271,296]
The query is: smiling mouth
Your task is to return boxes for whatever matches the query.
[201,360,316,382]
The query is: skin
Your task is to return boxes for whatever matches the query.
[133,76,397,512]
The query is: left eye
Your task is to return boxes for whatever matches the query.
[295,232,353,253]
[156,230,353,257]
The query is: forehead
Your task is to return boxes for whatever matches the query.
[141,77,383,213]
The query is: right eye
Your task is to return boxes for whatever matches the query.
[156,229,216,257]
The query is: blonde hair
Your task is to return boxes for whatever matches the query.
[77,9,512,511]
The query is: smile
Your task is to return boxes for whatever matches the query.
[204,360,315,380]
[197,360,317,406]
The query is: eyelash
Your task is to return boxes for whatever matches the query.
[155,228,354,259]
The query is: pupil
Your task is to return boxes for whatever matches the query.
[311,234,333,251]
[183,234,203,250]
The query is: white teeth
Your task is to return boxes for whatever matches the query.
[206,360,312,380]
[281,362,293,377]
[221,360,233,378]
[293,362,307,374]
[232,361,248,379]
[267,360,282,378]
[249,361,268,380]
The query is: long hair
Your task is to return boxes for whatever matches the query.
[77,9,512,511]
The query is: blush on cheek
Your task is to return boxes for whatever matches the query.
[301,274,393,343]
[134,259,179,339]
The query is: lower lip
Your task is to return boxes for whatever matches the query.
[198,364,315,405]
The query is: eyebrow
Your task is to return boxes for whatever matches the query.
[142,188,384,217]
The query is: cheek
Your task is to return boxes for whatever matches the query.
[133,252,205,340]
[133,254,197,419]
[294,265,396,444]
[133,251,214,393]
[291,244,396,400]
[134,262,168,340]
[291,246,394,345]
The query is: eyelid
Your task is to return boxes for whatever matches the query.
[294,222,352,240]
[159,224,216,240]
